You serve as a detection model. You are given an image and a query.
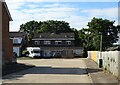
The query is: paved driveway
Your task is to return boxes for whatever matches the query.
[3,58,92,83]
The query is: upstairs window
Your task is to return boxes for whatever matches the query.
[55,41,62,45]
[13,38,19,43]
[35,41,40,45]
[66,41,71,45]
[44,41,51,45]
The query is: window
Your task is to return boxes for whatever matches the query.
[35,41,40,45]
[39,35,42,38]
[13,39,18,43]
[55,41,62,45]
[44,41,51,45]
[33,50,40,53]
[66,41,71,45]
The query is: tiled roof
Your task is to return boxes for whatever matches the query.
[9,32,27,38]
[2,1,12,21]
[33,33,75,38]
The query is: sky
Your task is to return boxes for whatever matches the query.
[5,0,119,31]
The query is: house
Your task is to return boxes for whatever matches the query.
[32,33,75,47]
[31,33,83,58]
[9,32,28,57]
[113,33,120,46]
[109,33,120,51]
[117,33,120,45]
[0,0,13,66]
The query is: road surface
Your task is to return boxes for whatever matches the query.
[3,58,93,83]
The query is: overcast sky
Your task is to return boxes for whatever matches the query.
[5,0,119,31]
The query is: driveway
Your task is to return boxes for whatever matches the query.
[3,58,92,83]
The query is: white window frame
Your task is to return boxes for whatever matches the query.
[13,38,19,43]
[55,41,62,45]
[35,41,40,45]
[66,41,71,45]
[44,40,51,45]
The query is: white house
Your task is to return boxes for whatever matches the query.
[117,33,120,45]
[114,33,120,45]
[9,32,28,56]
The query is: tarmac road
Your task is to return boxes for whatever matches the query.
[2,58,92,84]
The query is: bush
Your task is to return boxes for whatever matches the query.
[22,50,29,57]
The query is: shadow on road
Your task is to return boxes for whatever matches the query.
[3,66,103,80]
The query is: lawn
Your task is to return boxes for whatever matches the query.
[17,57,33,60]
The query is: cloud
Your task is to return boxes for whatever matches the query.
[22,7,78,14]
[5,0,118,31]
[81,7,118,25]
[81,7,118,18]
[27,4,39,9]
[24,0,119,2]
[6,0,25,10]
[43,3,62,8]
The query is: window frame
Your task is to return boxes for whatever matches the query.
[66,41,71,45]
[44,40,51,45]
[55,41,62,45]
[35,41,40,45]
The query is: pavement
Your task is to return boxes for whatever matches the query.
[2,58,120,85]
[84,58,120,85]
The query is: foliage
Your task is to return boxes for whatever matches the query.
[72,28,81,46]
[39,20,73,33]
[19,20,73,43]
[78,17,119,51]
[19,18,119,51]
[19,20,42,41]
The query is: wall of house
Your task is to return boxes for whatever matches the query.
[2,2,13,64]
[117,33,120,45]
[0,1,4,74]
[40,47,83,58]
[11,37,22,44]
[13,46,20,56]
[10,36,27,57]
[32,40,75,47]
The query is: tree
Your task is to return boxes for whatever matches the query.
[78,28,97,50]
[39,20,73,33]
[78,17,119,51]
[19,20,42,42]
[72,28,81,46]
[19,20,74,44]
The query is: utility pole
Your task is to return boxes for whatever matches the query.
[99,33,103,68]
[100,33,102,52]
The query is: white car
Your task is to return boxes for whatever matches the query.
[26,47,41,58]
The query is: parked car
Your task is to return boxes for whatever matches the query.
[26,47,41,58]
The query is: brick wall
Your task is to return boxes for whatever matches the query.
[2,2,13,64]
